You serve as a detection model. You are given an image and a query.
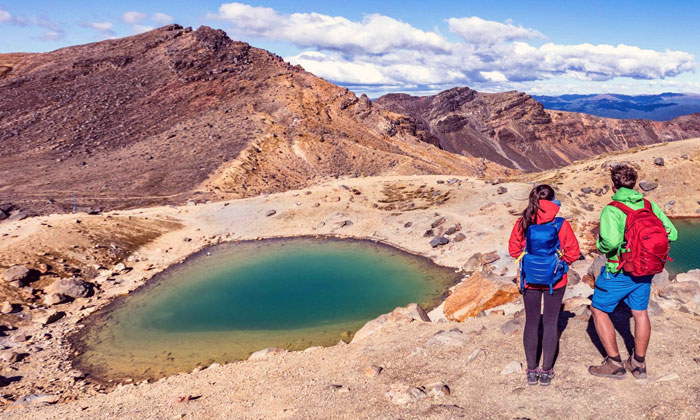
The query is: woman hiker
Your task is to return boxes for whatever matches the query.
[508,185,580,386]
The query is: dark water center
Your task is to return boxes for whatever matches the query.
[667,218,700,275]
[72,238,459,381]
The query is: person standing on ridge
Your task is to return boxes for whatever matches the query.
[509,184,580,386]
[588,164,677,379]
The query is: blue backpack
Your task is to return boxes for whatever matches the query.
[519,217,569,294]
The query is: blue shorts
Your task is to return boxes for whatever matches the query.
[591,266,653,312]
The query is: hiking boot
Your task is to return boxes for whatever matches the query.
[526,368,539,385]
[539,368,554,386]
[623,354,648,379]
[588,357,626,379]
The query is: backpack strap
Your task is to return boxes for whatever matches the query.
[551,217,565,232]
[643,199,652,211]
[608,201,632,215]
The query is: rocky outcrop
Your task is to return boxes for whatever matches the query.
[443,272,520,321]
[0,26,504,215]
[374,87,700,171]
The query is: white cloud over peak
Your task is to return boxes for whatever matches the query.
[447,16,544,44]
[210,2,451,54]
[208,2,695,95]
[122,11,147,24]
[152,12,174,24]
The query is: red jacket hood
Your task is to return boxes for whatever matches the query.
[536,199,560,223]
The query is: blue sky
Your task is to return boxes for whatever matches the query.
[2,1,698,97]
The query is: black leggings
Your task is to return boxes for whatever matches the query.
[523,287,565,371]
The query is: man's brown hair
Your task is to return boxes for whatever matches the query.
[610,164,638,190]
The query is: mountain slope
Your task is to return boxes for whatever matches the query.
[534,92,700,121]
[0,25,502,215]
[374,87,700,171]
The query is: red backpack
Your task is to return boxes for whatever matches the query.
[608,199,671,276]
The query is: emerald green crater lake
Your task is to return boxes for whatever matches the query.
[667,218,700,275]
[72,238,460,381]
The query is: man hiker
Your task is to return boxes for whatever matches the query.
[589,164,677,379]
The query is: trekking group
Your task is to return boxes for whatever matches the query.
[507,164,677,385]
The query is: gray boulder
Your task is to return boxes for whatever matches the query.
[654,157,665,166]
[3,265,30,284]
[429,236,449,248]
[639,181,658,192]
[45,278,92,299]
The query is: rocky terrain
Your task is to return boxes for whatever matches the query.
[374,87,700,171]
[0,139,698,418]
[0,25,502,217]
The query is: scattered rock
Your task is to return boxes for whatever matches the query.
[500,317,525,335]
[385,384,426,405]
[652,269,670,288]
[501,361,522,375]
[404,222,412,228]
[664,200,675,211]
[113,263,131,274]
[639,181,658,192]
[32,309,64,326]
[658,281,700,304]
[429,236,449,248]
[352,303,430,343]
[423,229,434,237]
[427,328,470,347]
[265,209,276,217]
[453,232,466,242]
[43,293,69,306]
[45,278,92,299]
[647,300,664,317]
[248,347,287,361]
[463,253,482,271]
[11,394,59,407]
[0,301,15,314]
[424,382,450,398]
[497,186,508,195]
[653,157,665,166]
[481,251,500,265]
[364,365,383,378]
[333,220,353,228]
[3,265,30,285]
[431,217,446,228]
[444,226,456,235]
[581,187,593,194]
[466,348,484,365]
[444,272,520,321]
[0,351,19,363]
[655,373,679,383]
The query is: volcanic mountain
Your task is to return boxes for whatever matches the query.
[0,25,500,215]
[374,88,700,171]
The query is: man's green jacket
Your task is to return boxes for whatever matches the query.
[596,187,678,273]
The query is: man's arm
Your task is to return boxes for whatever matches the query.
[596,206,625,255]
[650,201,678,241]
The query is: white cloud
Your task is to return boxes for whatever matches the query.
[210,2,451,54]
[209,3,696,96]
[122,11,147,24]
[152,12,174,24]
[86,21,114,33]
[0,9,11,23]
[40,30,64,41]
[132,24,154,33]
[448,16,544,44]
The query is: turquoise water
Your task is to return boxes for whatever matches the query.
[72,238,459,381]
[667,218,700,275]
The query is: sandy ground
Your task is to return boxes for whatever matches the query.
[0,138,699,418]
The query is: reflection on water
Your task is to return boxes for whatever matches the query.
[667,218,700,275]
[72,238,460,382]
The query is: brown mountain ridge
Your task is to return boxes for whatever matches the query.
[374,87,700,171]
[0,25,501,215]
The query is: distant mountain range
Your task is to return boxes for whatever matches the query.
[532,93,700,121]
